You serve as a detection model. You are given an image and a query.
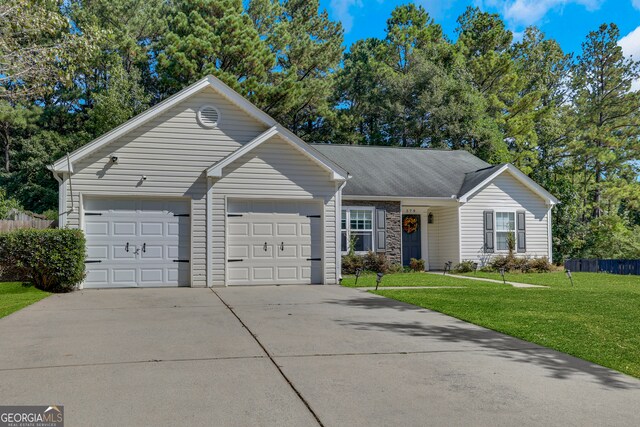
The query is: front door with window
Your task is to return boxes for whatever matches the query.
[402,214,421,265]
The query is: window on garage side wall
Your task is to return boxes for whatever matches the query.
[341,207,374,253]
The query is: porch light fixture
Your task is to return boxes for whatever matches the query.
[428,212,433,224]
[566,269,574,287]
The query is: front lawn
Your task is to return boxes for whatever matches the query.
[459,270,640,288]
[0,282,49,319]
[360,272,640,378]
[341,272,467,288]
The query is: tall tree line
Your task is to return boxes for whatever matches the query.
[0,1,638,261]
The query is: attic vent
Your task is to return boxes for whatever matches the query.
[198,105,220,128]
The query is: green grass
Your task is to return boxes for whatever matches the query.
[341,272,468,288]
[459,270,640,288]
[355,272,640,378]
[0,282,49,319]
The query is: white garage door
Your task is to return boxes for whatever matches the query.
[226,199,323,285]
[84,198,190,288]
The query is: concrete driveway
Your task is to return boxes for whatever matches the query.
[1,285,639,426]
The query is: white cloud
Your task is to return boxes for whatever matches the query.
[618,25,640,91]
[329,0,362,33]
[633,0,640,10]
[500,0,603,27]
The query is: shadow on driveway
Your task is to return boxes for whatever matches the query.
[326,294,640,391]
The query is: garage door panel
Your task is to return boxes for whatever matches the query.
[227,199,322,285]
[252,223,273,236]
[141,222,164,236]
[277,245,298,258]
[228,223,249,236]
[252,244,274,258]
[113,269,136,284]
[140,268,163,283]
[86,245,108,259]
[276,266,297,280]
[276,223,297,236]
[228,267,250,281]
[85,269,109,285]
[253,267,274,280]
[140,245,163,260]
[228,245,249,258]
[86,222,109,236]
[84,198,190,288]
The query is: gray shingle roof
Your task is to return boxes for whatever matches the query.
[310,144,492,198]
[458,164,504,197]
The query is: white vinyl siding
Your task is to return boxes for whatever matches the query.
[63,87,268,287]
[210,135,338,285]
[460,172,550,264]
[426,205,460,270]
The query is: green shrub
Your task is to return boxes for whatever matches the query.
[387,263,404,274]
[341,253,364,274]
[364,251,389,273]
[453,260,477,273]
[527,257,552,273]
[0,229,86,292]
[487,255,552,273]
[409,258,425,272]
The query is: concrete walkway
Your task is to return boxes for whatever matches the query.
[428,271,547,288]
[1,285,639,426]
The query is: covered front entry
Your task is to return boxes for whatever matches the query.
[402,214,422,265]
[83,198,191,288]
[226,199,323,285]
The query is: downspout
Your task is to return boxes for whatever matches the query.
[67,153,75,212]
[336,179,348,284]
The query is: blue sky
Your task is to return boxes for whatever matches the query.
[320,0,640,62]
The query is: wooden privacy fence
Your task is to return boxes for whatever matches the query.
[0,219,57,232]
[565,259,640,275]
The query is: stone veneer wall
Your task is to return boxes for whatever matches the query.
[342,200,402,265]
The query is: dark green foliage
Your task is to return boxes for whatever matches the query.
[0,229,86,292]
[487,255,552,273]
[453,260,476,273]
[409,258,425,272]
[363,251,390,274]
[341,253,364,274]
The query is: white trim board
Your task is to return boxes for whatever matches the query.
[51,75,349,179]
[206,125,348,181]
[458,164,559,205]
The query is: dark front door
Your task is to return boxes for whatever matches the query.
[402,214,421,266]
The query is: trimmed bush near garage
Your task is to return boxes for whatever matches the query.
[0,229,86,292]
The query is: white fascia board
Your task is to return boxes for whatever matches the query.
[273,125,349,181]
[207,126,278,177]
[206,125,349,181]
[342,195,460,204]
[52,77,213,172]
[458,164,560,205]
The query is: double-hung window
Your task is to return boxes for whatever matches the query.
[495,212,515,251]
[341,207,374,253]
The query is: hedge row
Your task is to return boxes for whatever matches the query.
[0,229,86,292]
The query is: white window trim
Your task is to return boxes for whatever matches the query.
[494,210,517,253]
[341,206,375,255]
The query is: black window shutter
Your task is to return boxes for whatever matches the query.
[484,210,494,253]
[375,208,386,252]
[516,210,526,253]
